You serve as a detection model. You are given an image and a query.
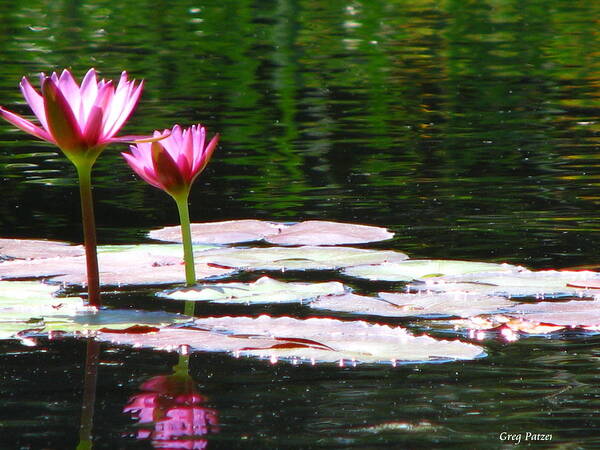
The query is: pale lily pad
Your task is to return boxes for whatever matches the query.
[409,270,600,298]
[0,238,83,260]
[42,309,191,333]
[343,260,521,282]
[311,291,514,318]
[149,219,284,244]
[264,220,394,246]
[96,315,485,365]
[160,276,346,304]
[507,299,600,328]
[0,280,190,339]
[149,219,393,246]
[98,243,218,255]
[0,244,234,286]
[194,246,408,271]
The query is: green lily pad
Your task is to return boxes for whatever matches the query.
[311,291,515,318]
[96,315,485,365]
[0,244,234,286]
[159,276,347,304]
[149,219,393,246]
[409,270,600,298]
[194,246,408,271]
[343,260,521,282]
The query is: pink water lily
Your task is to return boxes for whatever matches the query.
[123,124,219,198]
[0,68,149,164]
[123,124,219,287]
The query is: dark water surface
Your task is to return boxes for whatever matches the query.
[1,0,599,448]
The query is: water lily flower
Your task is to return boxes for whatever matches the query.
[0,68,146,166]
[0,68,152,307]
[123,124,219,288]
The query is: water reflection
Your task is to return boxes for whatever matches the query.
[124,356,219,449]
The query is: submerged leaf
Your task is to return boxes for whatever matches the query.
[0,244,234,286]
[343,260,520,282]
[160,276,346,304]
[149,219,394,246]
[193,246,408,271]
[311,291,514,318]
[96,315,485,365]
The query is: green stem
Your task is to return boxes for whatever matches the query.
[76,163,101,308]
[174,195,196,287]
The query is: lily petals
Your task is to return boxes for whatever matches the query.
[42,77,84,152]
[123,124,218,199]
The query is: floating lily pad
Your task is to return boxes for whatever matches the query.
[43,309,191,333]
[507,299,600,328]
[98,243,218,255]
[311,291,514,318]
[160,276,347,304]
[193,246,408,271]
[149,219,394,246]
[409,270,600,298]
[264,220,394,246]
[149,219,284,244]
[343,260,521,282]
[0,238,83,261]
[0,244,234,286]
[0,280,190,339]
[96,315,484,365]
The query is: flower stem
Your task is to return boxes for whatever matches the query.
[175,195,196,287]
[76,163,101,308]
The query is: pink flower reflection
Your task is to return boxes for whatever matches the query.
[124,374,219,449]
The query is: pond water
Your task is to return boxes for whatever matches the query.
[1,0,600,448]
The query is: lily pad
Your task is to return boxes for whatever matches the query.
[409,270,600,298]
[507,298,600,328]
[43,309,191,333]
[343,260,521,282]
[149,219,394,246]
[311,291,514,318]
[96,315,485,365]
[264,220,394,246]
[193,246,408,271]
[149,219,284,244]
[0,244,234,286]
[0,280,190,339]
[0,238,83,261]
[160,276,347,304]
